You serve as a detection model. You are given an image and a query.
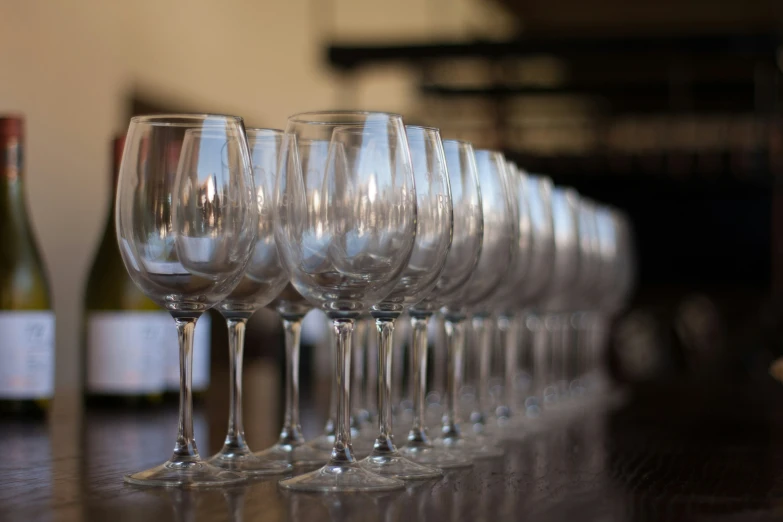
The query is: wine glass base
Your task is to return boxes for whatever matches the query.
[278,461,405,493]
[348,435,375,459]
[495,420,528,441]
[359,450,443,480]
[124,458,247,488]
[254,442,329,467]
[208,448,292,476]
[293,444,331,466]
[434,435,504,460]
[398,444,473,469]
[307,433,336,452]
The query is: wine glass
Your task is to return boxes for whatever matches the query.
[205,128,292,475]
[399,139,482,469]
[357,126,452,480]
[532,188,580,415]
[116,114,257,487]
[500,174,555,428]
[561,198,601,404]
[274,111,417,492]
[435,149,517,459]
[460,153,519,449]
[487,162,532,428]
[583,209,635,397]
[253,139,337,467]
[542,196,599,419]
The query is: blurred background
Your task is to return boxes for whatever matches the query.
[2,0,783,430]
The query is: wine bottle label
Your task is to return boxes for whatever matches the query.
[0,311,55,399]
[86,312,168,394]
[164,314,211,391]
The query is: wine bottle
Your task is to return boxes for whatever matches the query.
[0,115,55,417]
[83,136,168,407]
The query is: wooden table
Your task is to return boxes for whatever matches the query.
[3,367,783,522]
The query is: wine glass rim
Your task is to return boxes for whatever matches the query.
[287,110,403,125]
[442,138,473,146]
[405,124,440,132]
[130,113,244,126]
[554,186,581,202]
[246,127,284,135]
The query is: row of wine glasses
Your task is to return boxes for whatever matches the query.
[115,111,635,492]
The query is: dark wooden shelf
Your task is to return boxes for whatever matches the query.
[328,33,782,70]
[421,82,765,113]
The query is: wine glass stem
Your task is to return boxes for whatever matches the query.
[442,316,465,440]
[364,319,378,426]
[546,315,560,401]
[591,314,601,376]
[322,321,338,439]
[408,313,431,445]
[224,317,248,451]
[351,319,367,431]
[374,316,396,453]
[563,315,576,394]
[330,318,355,464]
[496,313,516,420]
[590,314,606,387]
[532,314,549,406]
[470,315,491,428]
[172,316,200,460]
[278,316,305,446]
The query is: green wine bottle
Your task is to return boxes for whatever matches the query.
[83,135,169,408]
[0,115,55,417]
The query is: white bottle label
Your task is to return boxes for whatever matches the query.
[0,311,55,399]
[86,312,168,394]
[164,314,211,391]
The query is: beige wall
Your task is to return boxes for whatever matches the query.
[0,0,513,412]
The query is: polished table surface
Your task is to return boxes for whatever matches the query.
[4,369,783,522]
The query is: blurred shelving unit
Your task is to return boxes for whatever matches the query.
[324,32,783,381]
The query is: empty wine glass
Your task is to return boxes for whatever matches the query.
[533,188,580,414]
[399,139,482,469]
[206,129,291,475]
[488,162,532,428]
[460,152,519,451]
[502,174,555,427]
[582,209,635,397]
[435,149,517,460]
[116,114,257,487]
[561,199,601,403]
[254,138,337,468]
[275,111,417,492]
[357,126,452,480]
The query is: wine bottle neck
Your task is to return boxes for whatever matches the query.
[0,134,23,183]
[0,138,30,225]
[0,154,37,270]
